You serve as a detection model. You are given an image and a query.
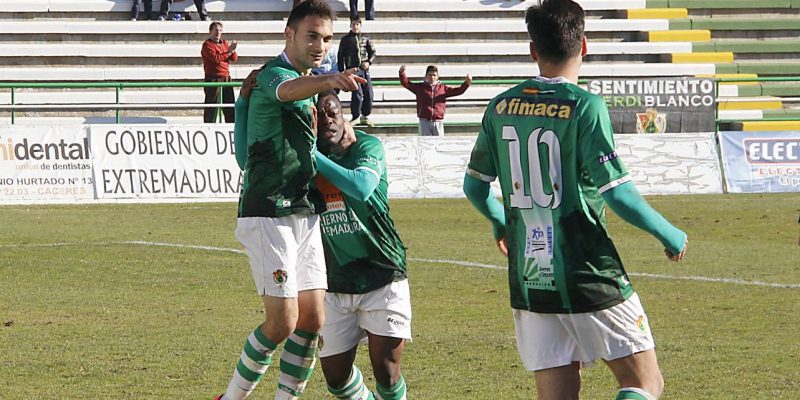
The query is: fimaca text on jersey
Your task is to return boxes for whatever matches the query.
[494,97,576,119]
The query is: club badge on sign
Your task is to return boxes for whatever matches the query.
[636,108,667,134]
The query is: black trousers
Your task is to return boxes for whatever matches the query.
[204,76,235,123]
[349,0,375,20]
[350,70,373,120]
[130,0,153,20]
[157,0,209,20]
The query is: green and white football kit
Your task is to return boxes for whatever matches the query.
[314,131,411,358]
[236,52,327,298]
[467,76,654,370]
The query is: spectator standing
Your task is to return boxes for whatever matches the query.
[350,0,375,20]
[201,21,238,123]
[399,64,471,136]
[338,18,376,126]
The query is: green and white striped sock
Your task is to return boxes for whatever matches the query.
[615,387,656,400]
[327,365,375,400]
[376,375,407,400]
[275,329,319,400]
[223,326,278,400]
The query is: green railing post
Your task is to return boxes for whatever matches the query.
[714,78,720,135]
[115,84,121,124]
[216,81,223,123]
[10,87,15,125]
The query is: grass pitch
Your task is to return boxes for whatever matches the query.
[1,194,799,399]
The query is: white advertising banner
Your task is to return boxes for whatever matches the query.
[615,133,723,195]
[0,126,723,204]
[89,125,242,200]
[0,125,94,204]
[382,134,722,198]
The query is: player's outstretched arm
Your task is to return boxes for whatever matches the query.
[315,151,379,201]
[463,173,506,250]
[277,68,366,101]
[601,181,687,261]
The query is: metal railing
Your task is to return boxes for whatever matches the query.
[2,77,799,129]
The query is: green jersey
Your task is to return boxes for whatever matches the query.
[314,131,407,294]
[238,53,322,218]
[467,77,634,314]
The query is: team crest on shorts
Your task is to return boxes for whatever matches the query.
[273,269,288,285]
[636,315,647,332]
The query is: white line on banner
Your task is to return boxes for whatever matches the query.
[4,240,799,289]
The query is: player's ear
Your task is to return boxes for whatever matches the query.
[529,42,539,62]
[580,36,588,57]
[284,25,294,43]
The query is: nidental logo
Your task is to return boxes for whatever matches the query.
[0,136,90,161]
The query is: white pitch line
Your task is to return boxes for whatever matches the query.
[4,241,799,289]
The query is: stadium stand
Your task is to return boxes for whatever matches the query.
[0,0,798,133]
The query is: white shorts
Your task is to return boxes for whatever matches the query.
[514,293,655,371]
[236,214,327,298]
[318,279,412,358]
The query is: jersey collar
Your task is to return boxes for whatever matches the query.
[534,75,573,85]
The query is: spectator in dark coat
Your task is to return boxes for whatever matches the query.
[338,18,376,126]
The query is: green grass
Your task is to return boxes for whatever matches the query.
[1,194,799,399]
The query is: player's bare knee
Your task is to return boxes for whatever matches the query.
[261,317,295,343]
[295,309,324,333]
[372,364,401,388]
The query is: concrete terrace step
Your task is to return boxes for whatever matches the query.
[648,0,800,8]
[693,40,800,53]
[670,17,800,30]
[0,0,647,13]
[716,61,800,76]
[0,63,718,82]
[0,42,693,59]
[0,19,670,35]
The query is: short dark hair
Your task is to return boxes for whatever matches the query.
[208,21,223,32]
[317,90,339,104]
[425,65,438,74]
[287,0,336,29]
[525,0,585,63]
[350,16,362,23]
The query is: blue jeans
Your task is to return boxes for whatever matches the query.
[350,70,373,120]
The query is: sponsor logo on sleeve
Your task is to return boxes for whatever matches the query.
[597,151,619,164]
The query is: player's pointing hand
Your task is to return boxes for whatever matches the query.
[328,68,367,92]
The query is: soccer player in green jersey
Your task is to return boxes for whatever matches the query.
[463,1,688,399]
[217,1,366,399]
[313,91,410,400]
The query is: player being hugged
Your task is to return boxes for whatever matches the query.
[463,1,687,400]
[313,90,410,400]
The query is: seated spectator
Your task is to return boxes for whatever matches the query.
[130,0,153,21]
[157,0,211,21]
[399,64,471,136]
[311,46,339,76]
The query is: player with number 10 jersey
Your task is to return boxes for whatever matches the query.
[467,77,634,314]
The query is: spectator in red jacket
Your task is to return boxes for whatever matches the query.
[201,21,238,123]
[399,64,471,136]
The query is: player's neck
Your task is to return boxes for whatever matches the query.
[536,58,580,85]
[281,50,311,75]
